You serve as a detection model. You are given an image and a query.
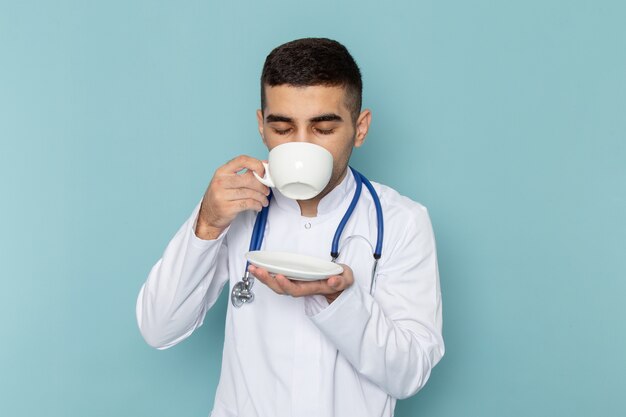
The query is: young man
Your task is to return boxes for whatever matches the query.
[136,38,444,417]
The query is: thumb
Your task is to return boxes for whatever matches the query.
[327,276,341,290]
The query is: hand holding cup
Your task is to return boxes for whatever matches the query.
[196,155,270,240]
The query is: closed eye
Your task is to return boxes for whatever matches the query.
[314,128,335,135]
[273,128,292,135]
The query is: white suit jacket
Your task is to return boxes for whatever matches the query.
[136,169,444,417]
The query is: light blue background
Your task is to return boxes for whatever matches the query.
[1,1,625,416]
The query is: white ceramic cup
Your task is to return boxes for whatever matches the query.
[253,142,333,200]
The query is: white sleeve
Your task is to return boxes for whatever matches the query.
[135,199,230,350]
[306,206,444,399]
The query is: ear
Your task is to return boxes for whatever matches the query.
[256,109,267,146]
[354,109,372,148]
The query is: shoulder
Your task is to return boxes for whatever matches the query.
[371,181,431,230]
[369,181,436,259]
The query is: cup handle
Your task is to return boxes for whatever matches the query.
[253,161,274,188]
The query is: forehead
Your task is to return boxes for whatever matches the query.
[263,85,350,119]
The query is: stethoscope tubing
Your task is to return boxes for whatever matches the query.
[331,167,363,259]
[339,167,383,259]
[251,192,271,251]
[359,169,384,258]
[245,191,273,275]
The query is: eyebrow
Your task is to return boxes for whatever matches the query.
[310,113,343,123]
[265,113,344,123]
[265,114,293,123]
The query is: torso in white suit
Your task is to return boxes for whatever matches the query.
[136,169,444,417]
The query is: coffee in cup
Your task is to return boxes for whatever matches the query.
[253,142,333,200]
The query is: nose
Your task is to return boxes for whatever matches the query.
[292,127,315,143]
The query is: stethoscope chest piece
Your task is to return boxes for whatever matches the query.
[231,273,255,307]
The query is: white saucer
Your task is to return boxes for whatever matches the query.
[245,251,343,281]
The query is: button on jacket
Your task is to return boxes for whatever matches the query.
[136,170,444,417]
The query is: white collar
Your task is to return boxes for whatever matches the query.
[271,168,356,219]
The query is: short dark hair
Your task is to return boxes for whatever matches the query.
[261,38,362,122]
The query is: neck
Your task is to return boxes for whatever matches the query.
[297,168,348,217]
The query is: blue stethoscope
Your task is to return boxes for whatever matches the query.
[231,166,384,307]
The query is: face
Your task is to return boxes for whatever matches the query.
[257,84,372,200]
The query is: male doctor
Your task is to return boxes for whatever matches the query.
[136,38,444,417]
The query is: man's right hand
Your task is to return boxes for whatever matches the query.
[195,155,270,240]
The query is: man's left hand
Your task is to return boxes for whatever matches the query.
[248,263,354,304]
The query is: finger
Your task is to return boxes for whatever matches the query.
[209,175,269,209]
[330,264,354,289]
[228,199,264,214]
[274,275,329,297]
[273,274,302,296]
[300,275,347,296]
[248,265,285,295]
[221,188,269,207]
[326,275,348,291]
[221,170,270,196]
[248,265,274,288]
[217,155,266,177]
[326,276,340,290]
